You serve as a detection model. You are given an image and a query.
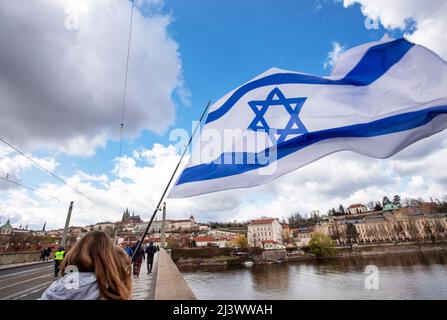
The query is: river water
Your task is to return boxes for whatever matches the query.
[181,252,447,299]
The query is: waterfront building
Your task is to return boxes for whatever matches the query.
[194,236,218,247]
[282,224,291,241]
[316,210,447,244]
[262,240,286,250]
[347,204,369,215]
[292,227,315,248]
[247,218,283,248]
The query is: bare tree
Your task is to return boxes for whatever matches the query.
[434,220,446,237]
[346,223,359,248]
[408,219,422,248]
[423,221,436,244]
[393,222,405,240]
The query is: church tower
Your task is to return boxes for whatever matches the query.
[122,208,131,222]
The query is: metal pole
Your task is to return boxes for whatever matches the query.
[131,101,211,259]
[160,202,167,248]
[61,202,74,247]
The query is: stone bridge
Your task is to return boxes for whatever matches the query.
[0,248,196,300]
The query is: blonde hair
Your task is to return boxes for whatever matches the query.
[61,231,132,300]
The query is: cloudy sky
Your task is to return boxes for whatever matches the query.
[0,0,446,230]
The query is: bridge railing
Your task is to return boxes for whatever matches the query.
[0,251,53,265]
[153,248,196,300]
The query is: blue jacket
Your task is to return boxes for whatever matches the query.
[124,247,133,257]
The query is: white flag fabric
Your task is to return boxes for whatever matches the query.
[169,38,447,198]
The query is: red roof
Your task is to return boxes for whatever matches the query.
[250,218,276,225]
[194,236,216,242]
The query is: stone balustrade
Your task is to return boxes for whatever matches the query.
[0,251,52,265]
[153,248,196,300]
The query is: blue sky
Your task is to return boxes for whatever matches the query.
[1,0,446,229]
[60,0,389,178]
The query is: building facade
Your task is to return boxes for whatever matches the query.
[262,240,285,250]
[347,204,369,215]
[121,208,142,223]
[86,222,114,232]
[247,218,283,248]
[292,227,315,248]
[147,215,198,234]
[317,211,447,244]
[0,219,13,235]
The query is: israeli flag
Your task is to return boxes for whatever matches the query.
[169,38,447,198]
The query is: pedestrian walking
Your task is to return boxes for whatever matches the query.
[41,231,132,300]
[145,242,157,274]
[39,249,46,262]
[54,247,65,277]
[131,241,145,279]
[45,247,52,261]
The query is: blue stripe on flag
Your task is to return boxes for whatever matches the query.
[206,38,414,124]
[177,105,447,185]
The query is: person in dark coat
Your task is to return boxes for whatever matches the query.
[39,249,46,261]
[45,247,52,261]
[131,242,145,279]
[145,242,157,274]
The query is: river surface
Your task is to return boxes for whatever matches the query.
[181,252,447,299]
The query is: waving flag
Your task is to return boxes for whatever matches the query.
[169,38,447,198]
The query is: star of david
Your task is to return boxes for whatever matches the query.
[247,87,308,144]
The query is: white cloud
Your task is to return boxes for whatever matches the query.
[2,132,447,230]
[324,41,346,69]
[0,0,187,156]
[0,147,58,191]
[343,0,447,60]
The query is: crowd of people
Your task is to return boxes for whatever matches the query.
[123,241,159,278]
[40,231,160,300]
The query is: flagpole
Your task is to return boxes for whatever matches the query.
[131,101,211,260]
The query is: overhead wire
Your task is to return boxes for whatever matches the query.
[0,137,98,205]
[0,172,64,203]
[117,0,135,181]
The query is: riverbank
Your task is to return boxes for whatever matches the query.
[171,248,242,268]
[288,241,447,263]
[174,241,447,269]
